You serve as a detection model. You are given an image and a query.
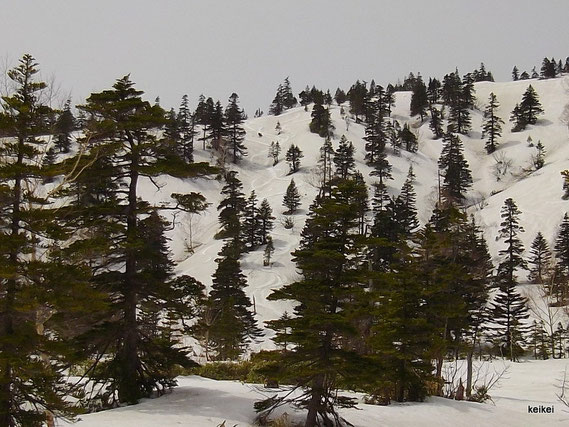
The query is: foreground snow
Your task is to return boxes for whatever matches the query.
[66,359,569,426]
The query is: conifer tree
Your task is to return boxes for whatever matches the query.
[309,101,334,138]
[285,144,303,173]
[195,95,214,149]
[364,96,388,165]
[369,151,393,184]
[177,94,195,163]
[206,241,260,360]
[0,53,86,426]
[257,177,373,426]
[512,66,520,81]
[263,236,275,266]
[438,131,472,202]
[528,232,552,284]
[427,77,441,105]
[208,100,226,151]
[76,75,215,405]
[257,199,275,245]
[410,75,428,121]
[318,136,335,190]
[347,80,368,123]
[54,99,75,153]
[334,88,347,105]
[490,198,529,361]
[217,171,246,240]
[283,179,301,214]
[394,167,419,236]
[399,123,418,153]
[333,135,355,179]
[482,92,504,154]
[242,191,260,250]
[429,106,444,140]
[511,85,544,131]
[555,213,569,276]
[224,93,247,163]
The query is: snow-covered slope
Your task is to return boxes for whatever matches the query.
[140,76,569,353]
[62,75,569,427]
[69,359,569,426]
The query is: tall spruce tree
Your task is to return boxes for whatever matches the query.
[217,171,246,240]
[333,135,355,179]
[205,240,260,360]
[438,131,472,202]
[528,232,552,284]
[490,198,529,361]
[54,99,75,153]
[555,213,569,277]
[0,53,89,426]
[309,101,334,138]
[224,93,247,163]
[242,191,260,251]
[285,144,303,173]
[257,177,373,426]
[257,199,275,245]
[511,85,544,131]
[482,92,504,154]
[76,75,214,404]
[410,75,428,121]
[177,94,195,163]
[283,179,301,214]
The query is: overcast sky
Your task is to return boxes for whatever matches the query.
[3,1,569,114]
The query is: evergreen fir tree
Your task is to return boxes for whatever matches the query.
[399,123,418,153]
[394,167,420,236]
[318,136,335,191]
[512,66,520,81]
[540,57,556,79]
[438,131,472,202]
[195,95,214,150]
[206,241,261,360]
[224,93,247,163]
[309,101,334,138]
[285,144,303,173]
[217,171,246,240]
[333,135,355,179]
[347,80,368,123]
[283,179,301,214]
[490,198,529,361]
[334,88,347,105]
[242,191,260,250]
[410,75,428,121]
[429,106,444,140]
[54,99,75,153]
[178,94,195,163]
[257,177,373,426]
[519,85,544,126]
[257,199,275,245]
[369,151,393,184]
[555,213,569,277]
[528,232,552,284]
[208,100,225,151]
[482,92,504,154]
[75,75,215,405]
[427,77,441,105]
[263,236,275,266]
[0,53,86,426]
[520,71,530,80]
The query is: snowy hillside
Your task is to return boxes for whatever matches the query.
[69,359,569,426]
[69,75,569,426]
[136,76,569,353]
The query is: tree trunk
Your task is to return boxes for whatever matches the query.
[119,138,141,404]
[305,374,324,427]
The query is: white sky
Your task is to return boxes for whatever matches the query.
[3,0,568,114]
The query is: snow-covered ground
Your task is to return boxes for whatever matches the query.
[67,359,569,426]
[65,75,569,425]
